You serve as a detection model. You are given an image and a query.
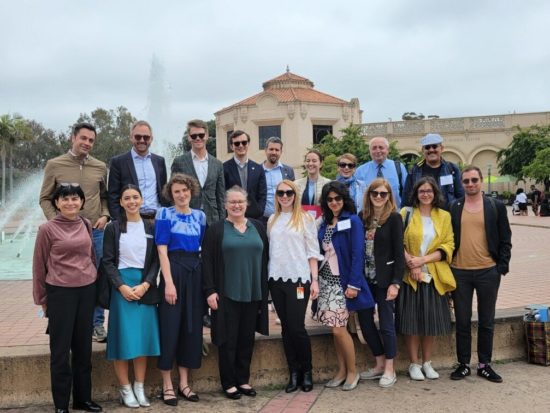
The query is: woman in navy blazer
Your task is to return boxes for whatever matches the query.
[317,181,375,391]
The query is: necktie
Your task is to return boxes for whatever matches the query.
[377,164,384,178]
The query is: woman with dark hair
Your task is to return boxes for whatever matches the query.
[155,173,207,406]
[357,178,404,388]
[100,184,160,407]
[317,181,375,391]
[515,188,528,216]
[295,149,331,211]
[33,184,102,413]
[203,186,269,399]
[396,176,455,381]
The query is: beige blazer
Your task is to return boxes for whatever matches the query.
[295,175,331,206]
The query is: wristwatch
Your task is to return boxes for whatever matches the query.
[392,283,401,290]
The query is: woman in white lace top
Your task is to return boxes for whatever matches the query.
[267,179,323,393]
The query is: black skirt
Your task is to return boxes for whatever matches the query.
[396,281,451,336]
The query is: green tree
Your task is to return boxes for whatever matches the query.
[13,120,65,170]
[522,147,550,191]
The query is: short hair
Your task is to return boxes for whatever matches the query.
[320,181,356,223]
[225,185,249,204]
[186,119,208,135]
[337,153,357,164]
[162,173,200,202]
[305,149,324,163]
[51,183,85,211]
[130,120,153,135]
[265,136,283,148]
[229,130,250,142]
[410,176,444,209]
[516,188,524,195]
[72,122,96,137]
[461,165,483,180]
[369,136,389,148]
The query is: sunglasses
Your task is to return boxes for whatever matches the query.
[59,182,80,188]
[370,190,389,199]
[462,177,480,184]
[133,134,151,142]
[276,190,295,198]
[190,133,206,140]
[232,140,248,147]
[423,144,440,150]
[338,162,356,169]
[327,195,343,203]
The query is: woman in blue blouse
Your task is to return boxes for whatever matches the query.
[155,173,207,406]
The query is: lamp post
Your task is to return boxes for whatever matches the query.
[487,164,492,196]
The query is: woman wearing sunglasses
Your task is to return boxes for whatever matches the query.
[335,153,366,213]
[317,181,375,391]
[267,180,323,393]
[357,178,405,388]
[396,176,455,381]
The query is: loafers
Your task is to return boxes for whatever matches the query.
[379,373,397,388]
[224,388,242,400]
[342,374,360,391]
[450,363,471,380]
[301,370,313,392]
[360,368,384,380]
[73,400,102,412]
[238,386,257,397]
[325,376,346,388]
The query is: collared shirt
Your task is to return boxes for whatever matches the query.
[355,158,408,208]
[131,148,160,212]
[192,150,209,188]
[234,156,248,189]
[263,162,284,217]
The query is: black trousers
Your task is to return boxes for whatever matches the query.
[451,266,501,364]
[269,279,312,371]
[217,298,259,390]
[46,283,96,410]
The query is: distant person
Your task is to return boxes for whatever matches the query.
[295,149,331,216]
[335,153,366,212]
[530,185,542,216]
[39,122,110,343]
[223,130,267,219]
[539,198,550,217]
[515,188,528,216]
[107,120,168,221]
[355,137,408,208]
[262,136,295,225]
[403,133,464,209]
[33,184,102,413]
[171,119,225,226]
[449,166,512,383]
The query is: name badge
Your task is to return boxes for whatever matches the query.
[440,174,453,186]
[337,219,351,231]
[145,234,154,239]
[297,286,305,300]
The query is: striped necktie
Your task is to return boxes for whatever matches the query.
[377,164,384,178]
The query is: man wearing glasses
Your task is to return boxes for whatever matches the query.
[403,133,464,209]
[107,120,168,221]
[449,165,512,383]
[39,122,110,343]
[171,119,225,225]
[355,137,408,208]
[223,130,267,219]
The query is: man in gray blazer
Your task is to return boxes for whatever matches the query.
[171,119,225,225]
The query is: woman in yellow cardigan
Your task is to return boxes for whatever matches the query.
[396,176,455,381]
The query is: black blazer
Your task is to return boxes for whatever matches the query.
[202,219,269,346]
[449,196,512,275]
[98,219,161,308]
[359,211,405,288]
[108,151,168,221]
[223,158,267,219]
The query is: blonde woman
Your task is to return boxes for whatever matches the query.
[268,180,323,393]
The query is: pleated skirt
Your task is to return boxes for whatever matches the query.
[395,281,451,336]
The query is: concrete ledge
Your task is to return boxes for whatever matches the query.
[0,308,527,408]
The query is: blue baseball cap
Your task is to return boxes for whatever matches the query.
[420,133,443,146]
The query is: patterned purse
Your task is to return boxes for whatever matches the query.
[524,321,550,366]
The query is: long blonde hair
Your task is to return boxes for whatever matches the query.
[361,178,396,227]
[268,180,311,233]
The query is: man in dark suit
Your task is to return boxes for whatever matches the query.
[108,120,168,221]
[171,119,225,225]
[223,130,267,219]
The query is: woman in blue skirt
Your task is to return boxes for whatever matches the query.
[102,184,161,407]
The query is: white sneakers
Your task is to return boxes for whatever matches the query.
[409,361,439,380]
[422,361,440,379]
[408,363,425,380]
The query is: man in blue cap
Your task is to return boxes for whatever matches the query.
[402,133,464,209]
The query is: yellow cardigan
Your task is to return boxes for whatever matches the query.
[401,207,456,295]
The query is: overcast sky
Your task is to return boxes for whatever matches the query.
[1,0,549,143]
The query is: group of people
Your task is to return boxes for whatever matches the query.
[33,120,512,412]
[514,185,546,216]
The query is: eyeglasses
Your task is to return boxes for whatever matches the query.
[418,189,434,195]
[423,144,440,150]
[369,190,389,199]
[190,133,206,140]
[327,195,343,203]
[232,140,248,147]
[276,190,295,198]
[338,162,356,169]
[462,177,480,184]
[133,134,151,142]
[59,182,80,187]
[227,200,246,205]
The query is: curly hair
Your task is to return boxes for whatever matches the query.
[162,173,200,203]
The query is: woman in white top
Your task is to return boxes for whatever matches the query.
[268,179,323,393]
[515,188,528,216]
[295,149,331,208]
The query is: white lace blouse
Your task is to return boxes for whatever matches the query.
[268,212,324,283]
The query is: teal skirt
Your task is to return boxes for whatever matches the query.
[106,268,160,360]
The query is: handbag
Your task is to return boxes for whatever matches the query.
[524,321,550,366]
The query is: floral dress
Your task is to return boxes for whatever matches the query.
[317,226,349,327]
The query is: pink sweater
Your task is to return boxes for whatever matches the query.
[33,215,97,305]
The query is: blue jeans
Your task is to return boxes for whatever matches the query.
[92,228,104,327]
